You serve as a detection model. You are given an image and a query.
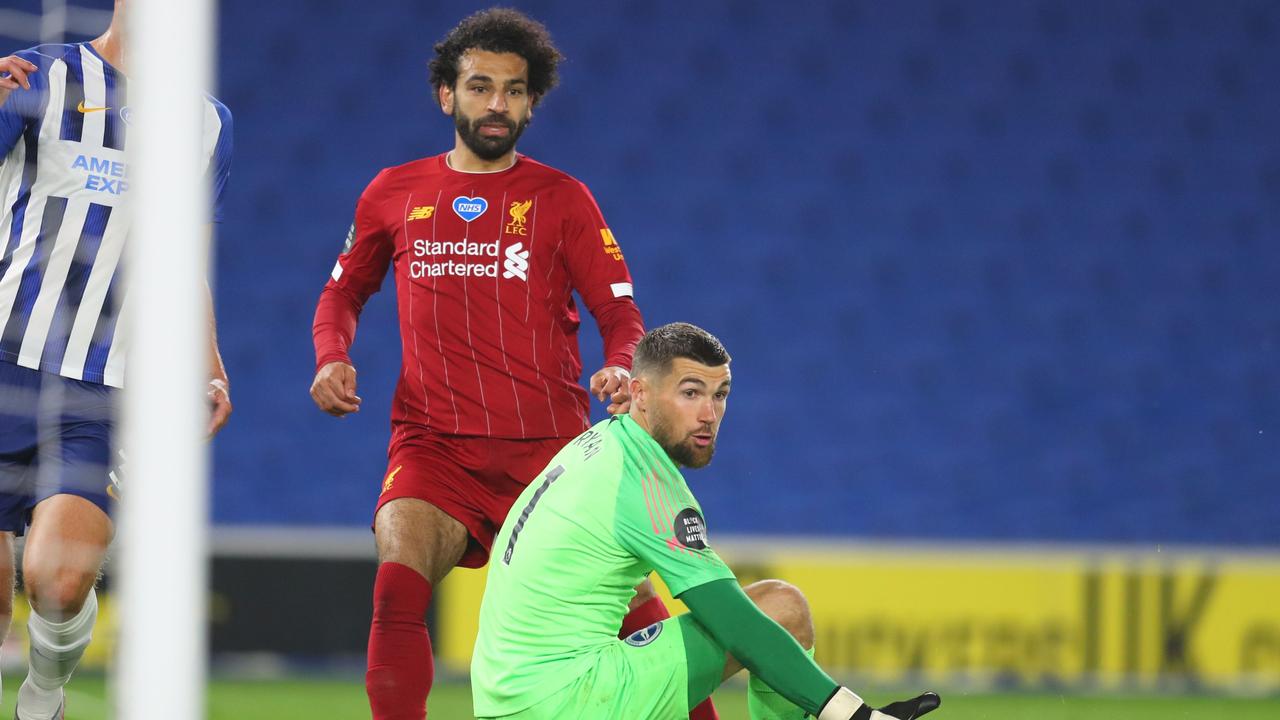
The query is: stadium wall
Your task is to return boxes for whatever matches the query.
[437,538,1280,692]
[2,534,1277,692]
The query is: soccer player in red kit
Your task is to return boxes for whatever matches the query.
[310,9,718,720]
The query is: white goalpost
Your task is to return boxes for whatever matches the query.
[118,1,215,718]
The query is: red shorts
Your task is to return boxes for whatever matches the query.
[375,432,575,569]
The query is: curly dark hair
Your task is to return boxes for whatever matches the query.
[428,8,563,105]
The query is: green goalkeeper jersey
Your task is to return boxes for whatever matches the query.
[472,415,736,716]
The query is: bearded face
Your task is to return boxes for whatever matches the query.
[649,404,717,469]
[443,50,535,164]
[453,106,528,161]
[639,358,730,469]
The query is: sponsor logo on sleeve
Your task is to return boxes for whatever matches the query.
[624,622,664,647]
[452,196,488,222]
[601,228,624,261]
[342,223,355,254]
[506,199,532,235]
[674,508,709,550]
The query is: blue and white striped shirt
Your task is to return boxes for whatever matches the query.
[0,42,232,387]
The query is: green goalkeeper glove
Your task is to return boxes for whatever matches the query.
[818,688,941,720]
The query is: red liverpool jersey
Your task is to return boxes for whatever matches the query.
[313,153,643,440]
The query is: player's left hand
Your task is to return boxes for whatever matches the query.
[871,692,941,719]
[589,365,631,415]
[207,377,232,438]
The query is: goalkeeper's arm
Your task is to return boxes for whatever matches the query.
[679,579,939,720]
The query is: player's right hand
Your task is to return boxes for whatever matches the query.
[310,361,362,417]
[0,55,38,91]
[818,687,940,720]
[589,365,631,415]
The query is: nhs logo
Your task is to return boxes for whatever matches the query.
[452,196,488,222]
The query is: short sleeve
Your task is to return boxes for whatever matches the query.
[558,179,636,312]
[613,466,735,597]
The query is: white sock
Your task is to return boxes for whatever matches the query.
[18,587,97,718]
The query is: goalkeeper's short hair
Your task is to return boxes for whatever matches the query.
[632,323,731,379]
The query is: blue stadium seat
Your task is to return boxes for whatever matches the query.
[190,0,1280,545]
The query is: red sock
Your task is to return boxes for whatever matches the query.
[619,594,668,636]
[366,562,434,720]
[620,596,720,720]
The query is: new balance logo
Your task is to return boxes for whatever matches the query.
[503,243,530,281]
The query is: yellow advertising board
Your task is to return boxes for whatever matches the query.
[438,540,1280,691]
[0,593,115,671]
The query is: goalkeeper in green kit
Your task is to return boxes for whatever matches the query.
[472,323,940,720]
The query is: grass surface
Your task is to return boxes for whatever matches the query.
[3,674,1278,718]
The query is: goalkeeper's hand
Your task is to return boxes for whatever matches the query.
[818,687,941,720]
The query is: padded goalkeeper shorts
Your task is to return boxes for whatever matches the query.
[477,613,726,720]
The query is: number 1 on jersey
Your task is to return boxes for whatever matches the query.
[502,464,565,565]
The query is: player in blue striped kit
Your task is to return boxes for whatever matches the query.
[0,1,233,717]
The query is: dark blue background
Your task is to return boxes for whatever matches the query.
[6,1,1278,545]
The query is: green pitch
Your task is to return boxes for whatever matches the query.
[3,674,1278,718]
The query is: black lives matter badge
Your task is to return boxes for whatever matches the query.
[674,508,709,550]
